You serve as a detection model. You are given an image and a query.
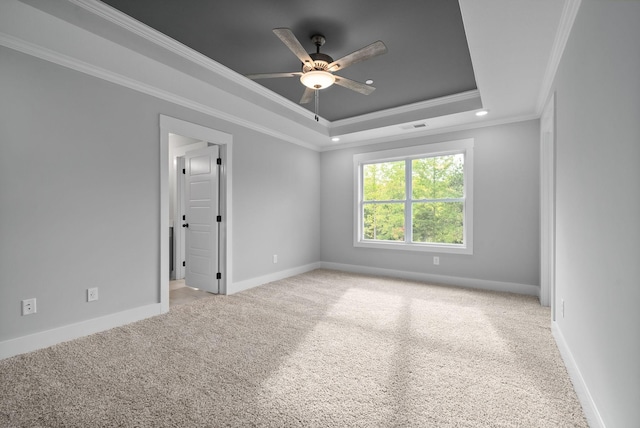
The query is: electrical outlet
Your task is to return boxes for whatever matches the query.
[433,256,440,265]
[22,298,37,316]
[273,254,278,264]
[87,287,99,302]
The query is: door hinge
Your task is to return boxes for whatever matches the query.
[216,215,222,222]
[182,168,186,174]
[216,272,222,280]
[216,158,222,165]
[182,261,185,267]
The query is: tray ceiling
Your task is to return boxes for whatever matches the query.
[100,0,478,122]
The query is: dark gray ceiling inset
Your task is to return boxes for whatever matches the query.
[100,0,478,122]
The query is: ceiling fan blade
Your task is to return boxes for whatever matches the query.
[273,28,315,69]
[334,76,376,95]
[245,72,302,80]
[299,87,315,104]
[327,41,388,72]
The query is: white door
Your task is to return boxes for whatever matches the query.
[184,145,220,293]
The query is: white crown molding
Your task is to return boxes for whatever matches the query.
[67,0,330,127]
[322,112,540,152]
[10,0,566,152]
[536,0,582,114]
[330,90,481,130]
[0,31,320,151]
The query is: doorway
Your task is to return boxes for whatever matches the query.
[160,115,233,313]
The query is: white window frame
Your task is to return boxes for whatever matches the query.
[353,139,473,254]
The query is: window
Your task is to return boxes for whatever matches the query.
[354,139,473,254]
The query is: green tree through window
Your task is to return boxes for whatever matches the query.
[411,154,464,244]
[363,161,405,241]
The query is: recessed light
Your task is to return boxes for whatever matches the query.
[475,110,489,117]
[365,79,374,85]
[331,137,340,142]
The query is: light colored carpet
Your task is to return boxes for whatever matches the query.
[0,269,587,427]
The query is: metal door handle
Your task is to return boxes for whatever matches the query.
[182,223,189,228]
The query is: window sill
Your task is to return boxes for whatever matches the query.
[354,240,472,255]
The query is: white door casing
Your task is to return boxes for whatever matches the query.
[175,156,186,280]
[540,93,556,315]
[184,145,220,293]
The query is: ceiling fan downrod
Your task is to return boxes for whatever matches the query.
[311,35,325,54]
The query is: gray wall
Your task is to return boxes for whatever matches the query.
[321,120,540,287]
[552,1,640,426]
[232,127,321,282]
[0,46,320,341]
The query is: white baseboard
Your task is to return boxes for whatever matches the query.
[320,261,540,296]
[0,263,535,361]
[0,303,162,361]
[552,322,605,428]
[228,262,322,295]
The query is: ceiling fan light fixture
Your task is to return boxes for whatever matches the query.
[300,70,335,90]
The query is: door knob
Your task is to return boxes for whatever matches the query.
[182,223,189,228]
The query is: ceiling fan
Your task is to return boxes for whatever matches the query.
[246,28,387,120]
